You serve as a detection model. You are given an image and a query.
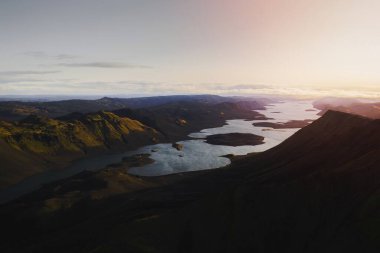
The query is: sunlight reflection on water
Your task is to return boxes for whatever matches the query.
[128,100,320,176]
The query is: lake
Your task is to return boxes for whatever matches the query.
[0,100,319,203]
[127,100,320,176]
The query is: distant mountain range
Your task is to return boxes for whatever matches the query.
[0,95,271,121]
[314,97,380,119]
[1,109,379,252]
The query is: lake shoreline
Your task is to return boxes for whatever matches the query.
[0,101,320,204]
[0,110,268,204]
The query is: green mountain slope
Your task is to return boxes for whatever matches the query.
[0,111,161,189]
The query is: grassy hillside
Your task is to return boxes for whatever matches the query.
[0,111,161,189]
[0,138,46,189]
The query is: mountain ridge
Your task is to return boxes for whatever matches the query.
[0,95,272,121]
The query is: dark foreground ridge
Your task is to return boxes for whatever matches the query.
[1,110,379,252]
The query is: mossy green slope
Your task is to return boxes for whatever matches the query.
[0,111,162,189]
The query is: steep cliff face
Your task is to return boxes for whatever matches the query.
[0,111,162,189]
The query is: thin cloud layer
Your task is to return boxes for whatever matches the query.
[58,62,152,69]
[0,78,47,84]
[0,70,60,76]
[1,1,379,96]
[2,80,378,99]
[24,51,78,60]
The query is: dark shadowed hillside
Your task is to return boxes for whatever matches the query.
[113,101,266,140]
[1,110,379,253]
[168,111,380,252]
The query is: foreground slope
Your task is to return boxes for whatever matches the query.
[168,111,380,252]
[1,111,379,252]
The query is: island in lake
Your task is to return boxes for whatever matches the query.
[253,119,314,129]
[205,133,265,146]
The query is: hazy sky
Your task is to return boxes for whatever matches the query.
[1,0,380,98]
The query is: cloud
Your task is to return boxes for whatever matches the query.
[0,78,47,84]
[23,51,47,58]
[54,54,78,60]
[0,70,60,76]
[23,51,78,60]
[208,84,272,91]
[58,62,152,69]
[1,79,379,99]
[23,51,150,69]
[0,70,60,87]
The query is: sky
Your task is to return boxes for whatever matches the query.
[0,0,380,98]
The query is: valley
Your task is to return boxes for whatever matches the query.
[2,1,380,252]
[0,95,379,253]
[0,96,268,202]
[0,106,379,252]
